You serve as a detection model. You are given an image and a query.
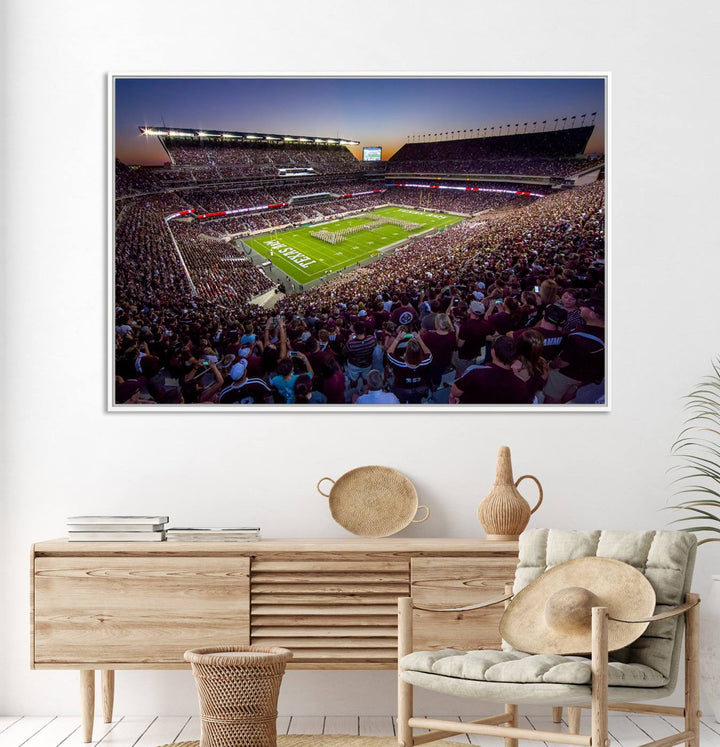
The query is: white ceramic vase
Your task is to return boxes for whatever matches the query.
[701,575,720,722]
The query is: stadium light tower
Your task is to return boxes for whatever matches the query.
[571,115,576,128]
[591,111,597,124]
[542,120,547,131]
[554,118,559,130]
[581,113,587,127]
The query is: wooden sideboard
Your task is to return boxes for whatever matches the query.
[31,538,518,741]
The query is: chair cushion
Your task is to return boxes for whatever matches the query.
[511,529,696,682]
[400,648,668,688]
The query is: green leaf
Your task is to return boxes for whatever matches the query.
[673,525,720,534]
[668,507,720,522]
[671,495,720,506]
[670,358,720,541]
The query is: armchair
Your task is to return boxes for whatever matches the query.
[397,529,700,747]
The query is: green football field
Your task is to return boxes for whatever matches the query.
[243,206,463,285]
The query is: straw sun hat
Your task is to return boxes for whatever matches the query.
[500,557,656,655]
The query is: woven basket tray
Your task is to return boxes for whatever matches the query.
[317,466,429,537]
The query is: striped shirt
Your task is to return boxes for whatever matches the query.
[387,353,433,389]
[345,335,377,368]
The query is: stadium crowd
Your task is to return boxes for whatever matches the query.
[165,141,363,177]
[388,127,601,178]
[115,180,605,405]
[388,155,601,178]
[115,194,194,307]
[170,223,274,305]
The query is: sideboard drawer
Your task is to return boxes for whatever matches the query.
[250,558,409,667]
[411,556,517,652]
[33,556,250,665]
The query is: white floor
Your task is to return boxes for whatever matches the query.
[0,713,718,747]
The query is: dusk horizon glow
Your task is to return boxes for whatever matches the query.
[115,77,606,166]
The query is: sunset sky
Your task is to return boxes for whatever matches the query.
[115,76,606,165]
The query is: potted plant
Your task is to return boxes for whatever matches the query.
[669,357,720,721]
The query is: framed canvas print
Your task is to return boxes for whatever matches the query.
[109,74,607,410]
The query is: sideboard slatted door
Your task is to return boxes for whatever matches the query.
[410,556,518,652]
[250,558,410,668]
[33,556,250,666]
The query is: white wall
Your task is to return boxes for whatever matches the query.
[2,0,719,718]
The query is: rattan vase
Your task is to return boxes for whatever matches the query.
[185,645,292,747]
[478,446,543,541]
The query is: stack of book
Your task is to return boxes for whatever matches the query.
[67,516,169,541]
[165,527,261,542]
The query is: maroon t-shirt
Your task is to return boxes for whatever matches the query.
[373,309,390,327]
[458,318,495,360]
[455,364,529,404]
[244,354,265,380]
[488,311,517,335]
[519,370,547,404]
[559,326,605,382]
[326,331,346,360]
[350,314,376,333]
[391,306,419,328]
[512,327,565,361]
[218,379,272,404]
[421,330,456,369]
[320,369,347,404]
[306,348,336,375]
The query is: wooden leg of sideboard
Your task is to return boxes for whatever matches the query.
[80,670,95,742]
[101,670,115,723]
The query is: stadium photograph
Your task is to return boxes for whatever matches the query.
[112,76,606,408]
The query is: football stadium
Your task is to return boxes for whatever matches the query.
[114,78,605,407]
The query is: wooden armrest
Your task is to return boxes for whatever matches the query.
[411,591,513,613]
[609,598,699,624]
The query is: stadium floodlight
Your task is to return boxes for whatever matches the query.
[245,134,260,139]
[197,131,211,138]
[168,130,194,137]
[284,137,295,141]
[265,135,281,140]
[297,137,311,142]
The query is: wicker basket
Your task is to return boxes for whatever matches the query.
[317,465,429,537]
[184,645,292,747]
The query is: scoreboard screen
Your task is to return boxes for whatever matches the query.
[363,146,382,162]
